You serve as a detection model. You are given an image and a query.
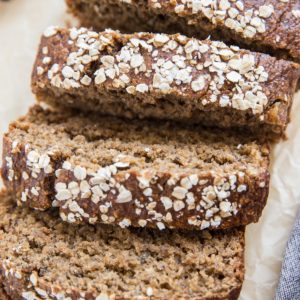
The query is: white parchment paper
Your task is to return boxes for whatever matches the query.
[0,1,299,299]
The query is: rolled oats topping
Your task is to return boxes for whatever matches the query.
[292,9,300,18]
[51,158,255,230]
[32,27,300,140]
[35,28,274,116]
[151,0,275,40]
[3,105,270,232]
[43,26,59,37]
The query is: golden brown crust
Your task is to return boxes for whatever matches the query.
[2,105,270,231]
[66,0,300,63]
[31,28,300,139]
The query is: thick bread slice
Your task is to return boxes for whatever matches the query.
[2,105,270,231]
[0,190,244,300]
[65,0,300,63]
[31,27,300,139]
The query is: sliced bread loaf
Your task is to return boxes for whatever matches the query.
[2,105,270,231]
[0,190,245,300]
[31,27,300,139]
[65,0,300,63]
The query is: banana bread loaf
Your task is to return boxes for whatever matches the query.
[65,0,300,63]
[0,190,245,300]
[31,27,300,139]
[2,105,270,231]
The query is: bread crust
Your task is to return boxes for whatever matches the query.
[31,28,300,139]
[2,105,270,231]
[66,0,300,63]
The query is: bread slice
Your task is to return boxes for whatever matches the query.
[0,190,245,300]
[2,105,270,231]
[65,0,300,63]
[31,27,300,139]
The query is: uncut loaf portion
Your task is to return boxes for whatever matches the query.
[65,0,300,63]
[0,191,245,300]
[2,105,270,231]
[32,27,300,139]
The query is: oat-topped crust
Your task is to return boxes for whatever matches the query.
[149,0,300,61]
[2,105,270,231]
[0,190,244,300]
[32,27,300,138]
[66,0,300,62]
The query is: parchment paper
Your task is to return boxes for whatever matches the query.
[0,1,299,299]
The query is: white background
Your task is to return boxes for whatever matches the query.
[0,1,300,299]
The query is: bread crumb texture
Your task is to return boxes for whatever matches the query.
[0,190,244,300]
